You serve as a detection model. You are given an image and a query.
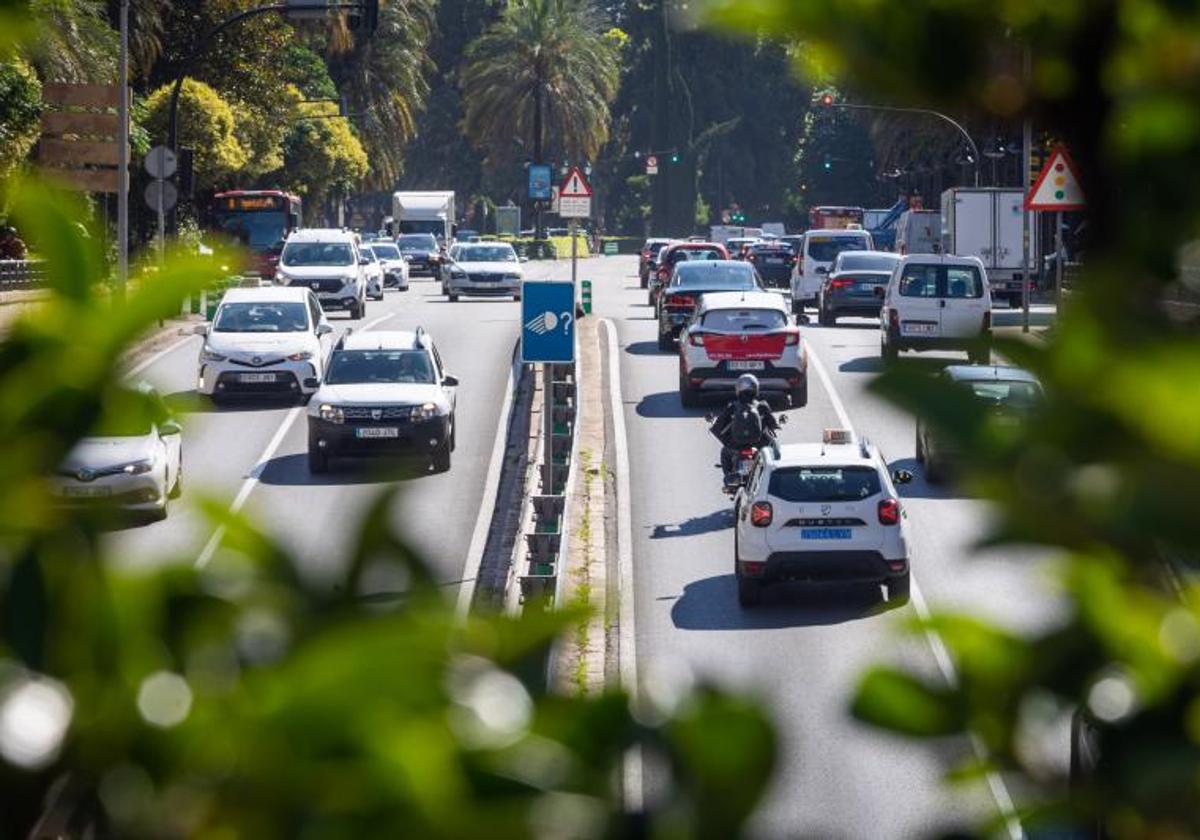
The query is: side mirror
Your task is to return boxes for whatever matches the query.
[705,412,717,423]
[519,256,529,263]
[159,420,182,436]
[316,323,333,336]
[816,266,829,275]
[359,257,370,265]
[193,323,209,336]
[442,374,459,387]
[778,414,789,425]
[892,469,914,485]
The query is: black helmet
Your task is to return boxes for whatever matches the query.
[735,374,759,403]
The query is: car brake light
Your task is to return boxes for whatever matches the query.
[783,328,800,346]
[750,501,773,527]
[878,497,900,525]
[830,278,854,290]
[689,331,706,347]
[667,294,695,309]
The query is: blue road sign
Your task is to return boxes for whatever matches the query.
[521,281,576,363]
[528,164,553,201]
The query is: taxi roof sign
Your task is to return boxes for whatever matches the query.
[822,428,854,445]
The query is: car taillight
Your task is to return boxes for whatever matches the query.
[829,278,854,290]
[889,308,899,329]
[982,310,992,332]
[750,501,773,527]
[783,328,800,346]
[878,497,900,525]
[689,331,706,346]
[667,294,695,309]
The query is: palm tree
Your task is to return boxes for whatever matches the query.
[459,0,620,166]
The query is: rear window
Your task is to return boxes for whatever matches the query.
[768,466,882,502]
[674,263,759,288]
[806,235,870,263]
[965,379,1042,408]
[836,253,897,272]
[646,242,669,255]
[670,247,725,263]
[702,309,787,331]
[899,264,984,298]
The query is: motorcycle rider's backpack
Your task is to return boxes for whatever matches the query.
[729,402,764,447]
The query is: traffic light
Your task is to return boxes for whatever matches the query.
[818,93,835,108]
[670,152,680,164]
[823,156,833,171]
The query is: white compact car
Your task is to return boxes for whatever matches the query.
[443,242,523,301]
[678,291,807,407]
[879,254,992,363]
[368,242,410,291]
[51,384,183,520]
[790,228,874,313]
[274,228,368,319]
[361,246,385,300]
[306,328,458,473]
[196,286,333,402]
[733,429,913,607]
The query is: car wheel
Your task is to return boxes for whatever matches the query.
[968,345,991,365]
[647,290,655,307]
[640,274,648,289]
[308,446,329,474]
[351,300,364,320]
[448,293,459,302]
[432,441,452,473]
[886,574,910,605]
[737,574,763,608]
[791,299,803,316]
[450,414,457,452]
[881,336,898,363]
[657,330,673,352]
[513,293,521,302]
[790,373,808,408]
[169,457,183,499]
[679,374,699,408]
[148,503,168,523]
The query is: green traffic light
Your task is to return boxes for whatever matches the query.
[671,153,680,164]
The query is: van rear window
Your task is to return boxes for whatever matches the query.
[806,236,870,263]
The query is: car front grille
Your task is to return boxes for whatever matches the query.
[342,406,412,422]
[230,356,285,368]
[290,277,344,293]
[469,273,506,283]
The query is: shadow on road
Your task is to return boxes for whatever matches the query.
[162,390,300,415]
[838,355,959,375]
[635,390,710,418]
[625,340,669,356]
[888,457,973,500]
[257,453,429,487]
[651,508,733,539]
[670,574,895,630]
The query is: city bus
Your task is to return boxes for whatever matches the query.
[211,190,302,277]
[808,205,865,231]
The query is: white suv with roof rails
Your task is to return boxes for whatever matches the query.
[306,328,459,473]
[880,254,992,363]
[196,286,333,402]
[274,228,368,319]
[733,429,913,607]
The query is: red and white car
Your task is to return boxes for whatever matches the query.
[678,291,808,408]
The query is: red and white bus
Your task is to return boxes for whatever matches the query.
[808,205,865,231]
[211,190,302,276]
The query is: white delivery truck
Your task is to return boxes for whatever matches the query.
[940,188,1031,307]
[391,191,456,244]
[895,209,942,256]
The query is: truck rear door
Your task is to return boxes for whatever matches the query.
[953,191,994,268]
[994,191,1026,270]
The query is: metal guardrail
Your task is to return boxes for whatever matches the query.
[0,259,46,290]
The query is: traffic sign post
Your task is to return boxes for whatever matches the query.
[522,280,576,494]
[1025,145,1086,312]
[645,154,658,175]
[558,166,593,316]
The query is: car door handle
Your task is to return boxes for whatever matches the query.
[939,299,946,308]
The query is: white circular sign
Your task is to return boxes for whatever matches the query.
[144,179,178,211]
[144,145,177,179]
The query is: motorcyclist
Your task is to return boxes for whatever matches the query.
[710,374,781,482]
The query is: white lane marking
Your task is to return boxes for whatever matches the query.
[454,342,520,620]
[193,312,395,570]
[805,340,1024,840]
[127,333,199,378]
[602,318,643,813]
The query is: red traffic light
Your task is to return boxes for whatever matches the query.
[819,93,835,107]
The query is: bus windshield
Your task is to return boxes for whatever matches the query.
[216,211,287,252]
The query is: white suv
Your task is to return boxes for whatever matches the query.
[879,254,992,363]
[275,228,368,319]
[733,429,913,607]
[196,287,333,402]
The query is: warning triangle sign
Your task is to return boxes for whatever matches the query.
[1025,145,1085,211]
[561,167,592,198]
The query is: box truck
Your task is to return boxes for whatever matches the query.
[391,191,455,243]
[895,209,942,256]
[940,188,1031,306]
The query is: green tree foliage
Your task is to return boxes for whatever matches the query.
[26,0,116,82]
[143,79,248,189]
[704,0,1200,834]
[460,0,621,166]
[280,93,369,221]
[0,57,41,181]
[797,100,879,214]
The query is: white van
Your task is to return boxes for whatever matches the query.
[879,254,992,363]
[790,228,874,313]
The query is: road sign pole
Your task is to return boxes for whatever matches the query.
[543,363,554,492]
[116,0,129,304]
[1055,210,1064,311]
[570,217,578,291]
[1021,108,1032,334]
[156,175,165,266]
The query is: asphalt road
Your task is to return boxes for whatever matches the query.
[591,255,1064,838]
[105,265,549,597]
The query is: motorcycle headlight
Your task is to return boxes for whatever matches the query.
[409,402,439,422]
[121,459,155,475]
[200,345,227,362]
[287,350,313,362]
[319,404,344,424]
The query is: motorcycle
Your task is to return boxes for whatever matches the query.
[707,411,787,496]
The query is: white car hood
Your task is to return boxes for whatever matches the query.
[378,258,407,271]
[205,331,316,357]
[314,382,448,409]
[278,265,356,280]
[61,435,156,472]
[454,261,522,275]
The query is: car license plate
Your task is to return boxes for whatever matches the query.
[355,427,400,439]
[238,373,277,383]
[801,528,851,540]
[63,486,111,498]
[766,257,784,265]
[727,360,765,371]
[901,322,938,336]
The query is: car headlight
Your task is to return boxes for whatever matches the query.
[319,404,344,424]
[451,269,467,279]
[287,350,313,362]
[409,402,440,421]
[121,459,155,475]
[343,273,358,284]
[200,346,227,362]
[503,273,521,281]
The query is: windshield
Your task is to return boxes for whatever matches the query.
[215,211,287,252]
[966,380,1043,409]
[397,234,437,250]
[281,242,353,267]
[836,253,898,272]
[702,309,787,331]
[325,350,435,385]
[213,302,309,333]
[670,247,724,263]
[806,235,870,263]
[674,264,759,289]
[370,244,401,260]
[458,245,517,263]
[768,466,882,502]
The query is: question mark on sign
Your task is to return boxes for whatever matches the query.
[559,311,573,334]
